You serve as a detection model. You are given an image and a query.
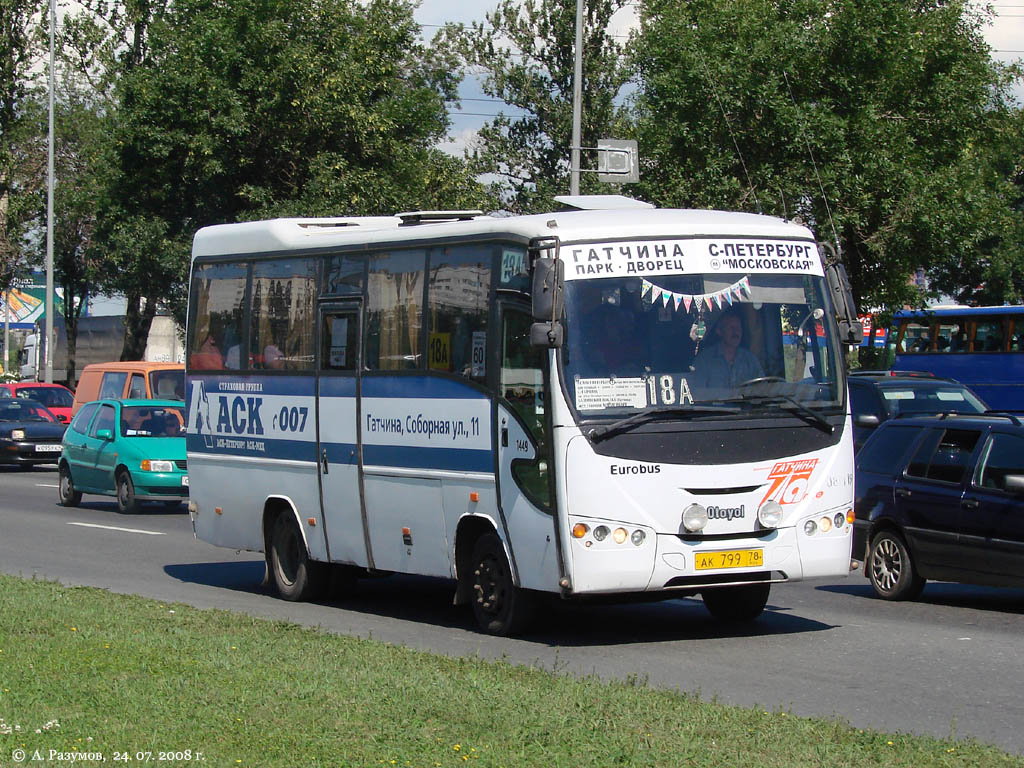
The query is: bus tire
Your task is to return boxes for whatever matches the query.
[701,582,770,622]
[116,470,140,514]
[469,532,534,636]
[269,513,325,602]
[58,463,82,507]
[867,530,925,601]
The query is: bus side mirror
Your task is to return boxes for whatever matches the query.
[824,257,863,346]
[531,257,564,322]
[530,321,564,348]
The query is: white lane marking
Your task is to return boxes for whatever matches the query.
[67,522,165,536]
[36,483,59,488]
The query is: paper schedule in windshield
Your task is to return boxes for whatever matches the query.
[575,374,695,411]
[575,378,648,410]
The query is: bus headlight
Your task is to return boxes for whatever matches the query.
[758,500,783,529]
[804,519,818,536]
[593,525,609,541]
[630,529,646,546]
[682,503,707,533]
[612,527,628,544]
[834,512,847,529]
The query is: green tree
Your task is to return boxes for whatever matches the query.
[630,0,1024,310]
[73,0,489,358]
[442,0,632,213]
[45,76,110,387]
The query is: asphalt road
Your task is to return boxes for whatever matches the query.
[2,465,1023,754]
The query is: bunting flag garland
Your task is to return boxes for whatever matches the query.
[638,276,751,315]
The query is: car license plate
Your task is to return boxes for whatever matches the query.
[34,444,62,453]
[695,548,763,570]
[181,476,189,487]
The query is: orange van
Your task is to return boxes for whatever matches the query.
[71,362,185,415]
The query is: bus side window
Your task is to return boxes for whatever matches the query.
[188,261,248,371]
[427,245,492,379]
[250,258,316,371]
[365,249,427,371]
[973,321,1004,352]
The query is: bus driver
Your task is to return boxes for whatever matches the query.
[692,309,763,392]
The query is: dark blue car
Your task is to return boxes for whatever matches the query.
[854,413,1024,599]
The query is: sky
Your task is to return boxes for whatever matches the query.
[414,0,1024,156]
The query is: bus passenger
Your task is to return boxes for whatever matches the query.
[692,310,763,391]
[191,332,224,370]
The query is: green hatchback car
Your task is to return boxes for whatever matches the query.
[58,399,188,513]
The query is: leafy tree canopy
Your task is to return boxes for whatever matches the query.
[630,0,1024,308]
[442,0,632,213]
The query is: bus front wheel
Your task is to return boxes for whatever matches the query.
[701,582,770,622]
[469,532,534,636]
[269,513,325,602]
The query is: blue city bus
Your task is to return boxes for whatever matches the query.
[891,306,1024,411]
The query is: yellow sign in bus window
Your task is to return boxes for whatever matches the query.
[428,332,451,371]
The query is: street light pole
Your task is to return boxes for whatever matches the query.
[44,0,55,384]
[570,0,584,195]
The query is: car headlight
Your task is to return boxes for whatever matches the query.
[11,429,25,440]
[141,460,175,472]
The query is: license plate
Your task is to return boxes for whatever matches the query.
[34,444,63,453]
[181,476,189,487]
[695,548,763,570]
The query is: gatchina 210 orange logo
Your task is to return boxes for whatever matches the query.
[760,459,819,506]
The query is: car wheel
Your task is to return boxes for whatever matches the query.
[469,532,534,636]
[58,464,82,507]
[268,513,326,602]
[116,470,140,514]
[701,582,771,622]
[868,530,925,600]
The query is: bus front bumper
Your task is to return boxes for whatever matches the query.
[567,518,852,595]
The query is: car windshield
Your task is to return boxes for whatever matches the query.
[16,387,72,408]
[121,406,185,437]
[562,271,844,419]
[881,386,987,417]
[150,369,185,400]
[0,402,54,422]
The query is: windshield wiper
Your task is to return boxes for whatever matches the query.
[724,394,834,433]
[588,404,742,443]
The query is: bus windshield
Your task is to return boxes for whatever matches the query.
[562,272,844,418]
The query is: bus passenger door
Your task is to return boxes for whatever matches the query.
[496,303,560,592]
[316,303,369,567]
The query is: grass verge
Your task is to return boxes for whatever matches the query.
[0,573,1020,768]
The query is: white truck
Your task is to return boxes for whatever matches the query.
[19,315,184,387]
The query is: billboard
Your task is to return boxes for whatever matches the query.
[0,284,64,329]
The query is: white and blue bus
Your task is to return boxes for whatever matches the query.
[185,197,862,635]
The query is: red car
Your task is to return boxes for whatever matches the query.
[0,382,75,424]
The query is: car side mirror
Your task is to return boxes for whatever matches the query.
[96,429,113,441]
[854,413,881,427]
[1003,474,1024,496]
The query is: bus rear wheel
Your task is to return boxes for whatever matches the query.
[701,582,770,622]
[269,513,325,602]
[469,532,534,636]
